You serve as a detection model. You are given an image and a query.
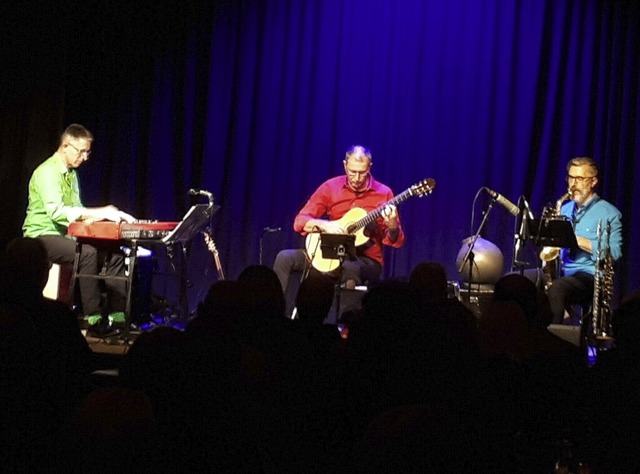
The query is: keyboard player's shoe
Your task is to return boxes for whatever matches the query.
[108,311,126,324]
[85,312,120,339]
[107,311,128,331]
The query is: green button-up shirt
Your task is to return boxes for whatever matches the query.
[23,152,85,237]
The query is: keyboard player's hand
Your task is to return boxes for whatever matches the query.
[117,210,137,223]
[97,205,136,223]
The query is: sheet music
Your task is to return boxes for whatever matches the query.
[162,203,220,244]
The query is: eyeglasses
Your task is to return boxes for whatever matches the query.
[566,175,595,184]
[346,169,370,178]
[66,142,91,157]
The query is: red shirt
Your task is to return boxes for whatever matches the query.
[293,174,405,266]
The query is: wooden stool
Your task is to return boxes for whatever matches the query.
[42,262,73,305]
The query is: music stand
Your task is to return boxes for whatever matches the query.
[320,233,357,261]
[160,203,220,322]
[162,203,220,244]
[528,218,578,250]
[319,234,357,322]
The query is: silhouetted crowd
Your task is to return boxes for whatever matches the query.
[2,237,640,473]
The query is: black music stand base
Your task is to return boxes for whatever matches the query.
[319,234,357,324]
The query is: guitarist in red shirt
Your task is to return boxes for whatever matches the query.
[273,145,408,300]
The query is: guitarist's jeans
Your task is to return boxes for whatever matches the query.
[273,248,382,294]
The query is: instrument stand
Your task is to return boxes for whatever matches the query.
[204,230,225,280]
[319,233,357,323]
[203,196,225,280]
[458,199,496,304]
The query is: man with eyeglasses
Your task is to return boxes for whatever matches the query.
[23,123,136,336]
[273,145,405,318]
[546,156,622,324]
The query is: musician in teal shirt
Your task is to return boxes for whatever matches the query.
[22,124,135,335]
[547,157,623,324]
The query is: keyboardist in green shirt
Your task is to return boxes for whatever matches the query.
[23,123,135,335]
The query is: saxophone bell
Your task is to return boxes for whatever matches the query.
[540,246,561,262]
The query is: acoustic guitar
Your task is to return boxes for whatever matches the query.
[305,178,436,272]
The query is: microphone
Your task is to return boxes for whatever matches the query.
[188,188,213,198]
[263,227,282,233]
[484,187,519,217]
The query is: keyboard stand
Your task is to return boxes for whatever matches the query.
[70,237,152,344]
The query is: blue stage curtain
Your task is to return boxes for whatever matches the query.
[6,0,639,294]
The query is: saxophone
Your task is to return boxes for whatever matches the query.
[592,219,614,340]
[539,191,571,290]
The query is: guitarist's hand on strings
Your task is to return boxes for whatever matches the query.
[382,204,399,230]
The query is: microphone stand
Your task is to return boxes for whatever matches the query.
[458,198,497,304]
[511,197,532,275]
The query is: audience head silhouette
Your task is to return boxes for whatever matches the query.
[409,261,448,302]
[295,272,335,324]
[237,265,286,319]
[494,273,539,323]
[3,237,51,293]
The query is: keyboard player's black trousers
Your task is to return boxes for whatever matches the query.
[38,234,126,316]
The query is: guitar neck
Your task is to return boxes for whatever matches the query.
[346,188,414,234]
[203,232,225,280]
